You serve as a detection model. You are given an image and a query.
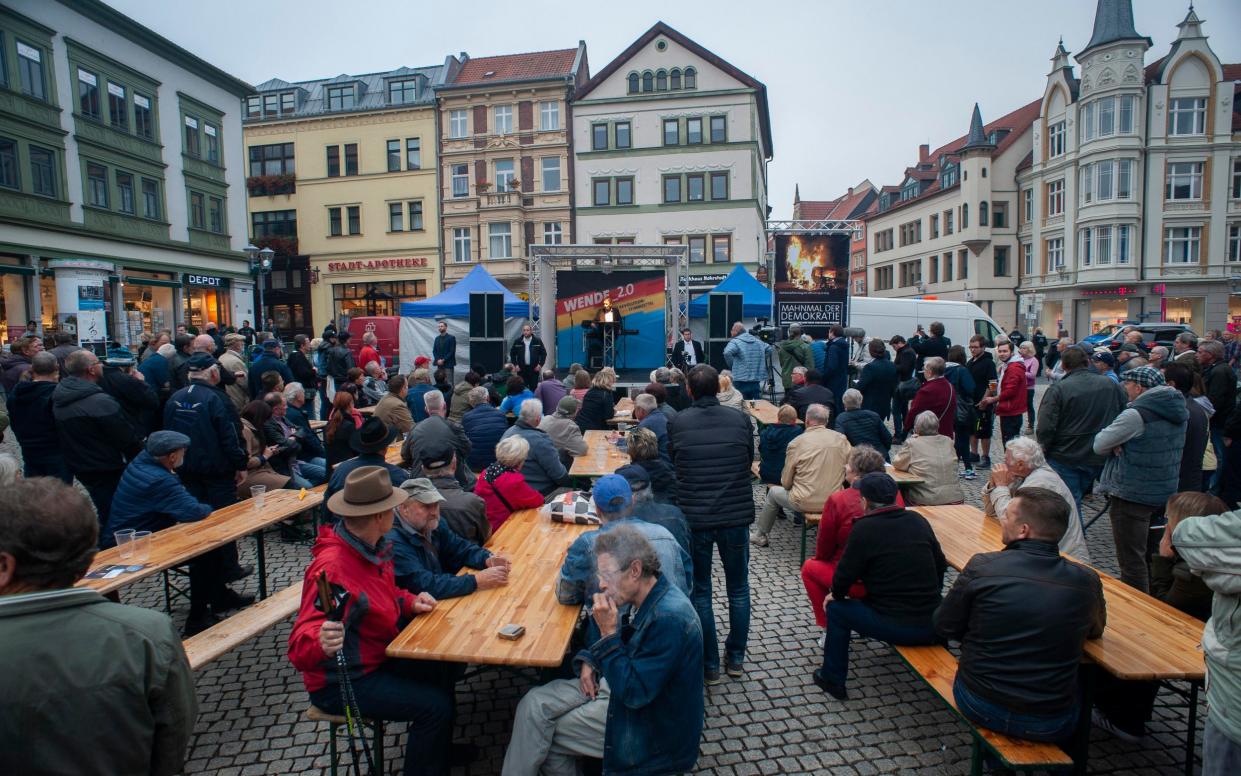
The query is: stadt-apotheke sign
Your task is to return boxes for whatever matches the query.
[326,257,429,273]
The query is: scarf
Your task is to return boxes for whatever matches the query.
[484,461,516,485]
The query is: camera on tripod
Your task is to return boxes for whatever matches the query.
[749,317,781,343]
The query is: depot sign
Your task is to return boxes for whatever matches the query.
[326,257,429,273]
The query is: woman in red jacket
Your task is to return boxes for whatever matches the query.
[979,338,1028,445]
[287,466,453,776]
[474,434,545,532]
[800,446,904,633]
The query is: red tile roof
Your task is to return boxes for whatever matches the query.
[451,48,579,86]
[797,198,842,220]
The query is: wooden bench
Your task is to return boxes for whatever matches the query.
[306,705,386,776]
[797,513,822,564]
[894,644,1074,774]
[183,585,302,671]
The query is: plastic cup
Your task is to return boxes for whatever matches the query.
[114,529,136,560]
[251,484,267,510]
[132,530,152,563]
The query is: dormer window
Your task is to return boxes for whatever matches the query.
[247,92,298,120]
[941,164,958,188]
[327,85,355,111]
[388,79,417,105]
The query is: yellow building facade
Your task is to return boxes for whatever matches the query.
[243,63,455,334]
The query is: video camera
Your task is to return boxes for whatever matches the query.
[749,317,782,343]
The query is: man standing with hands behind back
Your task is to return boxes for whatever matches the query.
[510,323,546,390]
[433,320,457,381]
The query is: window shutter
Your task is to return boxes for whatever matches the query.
[521,157,534,193]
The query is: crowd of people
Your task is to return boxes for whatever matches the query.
[1,316,1239,775]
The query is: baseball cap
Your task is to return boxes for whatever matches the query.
[1090,350,1116,368]
[853,472,898,505]
[557,395,579,415]
[399,477,447,505]
[1120,366,1165,388]
[419,439,455,470]
[591,474,633,514]
[262,339,282,351]
[614,464,652,492]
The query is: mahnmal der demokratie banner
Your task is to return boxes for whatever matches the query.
[772,234,851,339]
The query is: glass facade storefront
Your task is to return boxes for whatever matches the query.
[121,272,177,340]
[1229,296,1241,333]
[1040,301,1064,337]
[1162,296,1204,331]
[1087,299,1130,334]
[183,275,232,331]
[0,259,35,344]
[331,279,427,324]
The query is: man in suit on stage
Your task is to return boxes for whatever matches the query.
[510,323,546,389]
[432,320,456,379]
[671,328,704,371]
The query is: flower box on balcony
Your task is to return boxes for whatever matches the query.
[247,174,297,196]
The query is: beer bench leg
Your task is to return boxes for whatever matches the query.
[161,566,192,614]
[254,529,268,600]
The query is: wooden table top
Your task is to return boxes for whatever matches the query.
[913,504,1205,681]
[885,463,926,485]
[747,399,781,426]
[615,397,634,414]
[78,488,324,595]
[358,405,375,415]
[568,430,631,477]
[309,420,327,431]
[386,508,592,666]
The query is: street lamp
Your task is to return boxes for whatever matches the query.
[245,244,274,332]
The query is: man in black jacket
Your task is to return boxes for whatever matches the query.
[814,473,946,700]
[1198,340,1235,492]
[432,320,457,378]
[52,349,144,530]
[910,321,949,369]
[934,487,1105,743]
[670,328,704,371]
[667,364,754,683]
[856,339,896,421]
[287,334,318,391]
[786,367,834,422]
[100,347,159,439]
[164,354,248,512]
[1034,346,1126,516]
[324,330,355,396]
[8,352,70,482]
[890,335,917,442]
[510,324,546,389]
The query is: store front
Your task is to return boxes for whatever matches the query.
[1039,300,1064,337]
[1086,298,1130,335]
[1229,296,1241,333]
[183,273,232,331]
[311,255,435,332]
[121,271,178,340]
[1162,296,1204,330]
[48,259,114,347]
[0,256,37,344]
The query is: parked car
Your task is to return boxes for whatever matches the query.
[1083,322,1137,346]
[1104,322,1195,350]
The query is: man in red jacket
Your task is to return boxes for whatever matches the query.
[287,466,453,776]
[905,357,956,439]
[980,338,1028,445]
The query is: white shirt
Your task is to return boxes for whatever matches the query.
[523,337,532,365]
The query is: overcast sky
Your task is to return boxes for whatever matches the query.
[108,0,1240,219]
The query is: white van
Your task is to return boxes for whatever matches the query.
[847,297,1005,350]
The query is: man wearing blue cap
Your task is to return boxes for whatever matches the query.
[248,339,294,399]
[1090,350,1120,383]
[108,430,250,634]
[100,346,159,438]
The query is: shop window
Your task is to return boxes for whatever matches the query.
[333,280,427,321]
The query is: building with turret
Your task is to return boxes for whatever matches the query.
[859,101,1040,330]
[1016,0,1241,337]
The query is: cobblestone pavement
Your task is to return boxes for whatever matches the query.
[0,382,1205,774]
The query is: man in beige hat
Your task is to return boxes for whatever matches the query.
[217,333,249,411]
[288,466,455,775]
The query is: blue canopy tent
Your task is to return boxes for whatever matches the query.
[398,264,531,370]
[399,264,527,318]
[688,265,772,319]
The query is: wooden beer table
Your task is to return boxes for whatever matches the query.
[309,419,327,432]
[78,487,324,603]
[885,463,925,485]
[358,405,375,415]
[386,508,592,666]
[568,430,630,477]
[913,504,1206,774]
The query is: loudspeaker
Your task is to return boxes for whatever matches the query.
[706,340,730,370]
[469,293,504,338]
[469,341,505,375]
[707,293,743,340]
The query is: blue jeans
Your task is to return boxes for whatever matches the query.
[691,525,751,671]
[1209,427,1226,493]
[1205,717,1241,776]
[299,457,327,486]
[821,599,936,686]
[309,660,454,776]
[953,675,1078,743]
[1047,459,1100,523]
[734,381,761,401]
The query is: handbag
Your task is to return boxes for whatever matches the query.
[896,377,920,401]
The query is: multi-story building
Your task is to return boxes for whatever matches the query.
[0,0,253,345]
[243,59,456,335]
[437,45,588,294]
[572,22,772,282]
[1017,0,1241,338]
[791,181,877,296]
[862,101,1040,328]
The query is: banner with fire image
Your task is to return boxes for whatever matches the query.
[772,233,850,336]
[553,270,666,369]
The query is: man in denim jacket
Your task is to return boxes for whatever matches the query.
[504,521,701,776]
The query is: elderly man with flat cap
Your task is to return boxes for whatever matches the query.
[421,439,490,544]
[386,477,511,601]
[108,430,250,634]
[289,466,454,776]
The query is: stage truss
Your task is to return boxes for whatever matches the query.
[766,219,864,239]
[528,244,689,369]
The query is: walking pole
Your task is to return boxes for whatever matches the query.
[317,572,376,776]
